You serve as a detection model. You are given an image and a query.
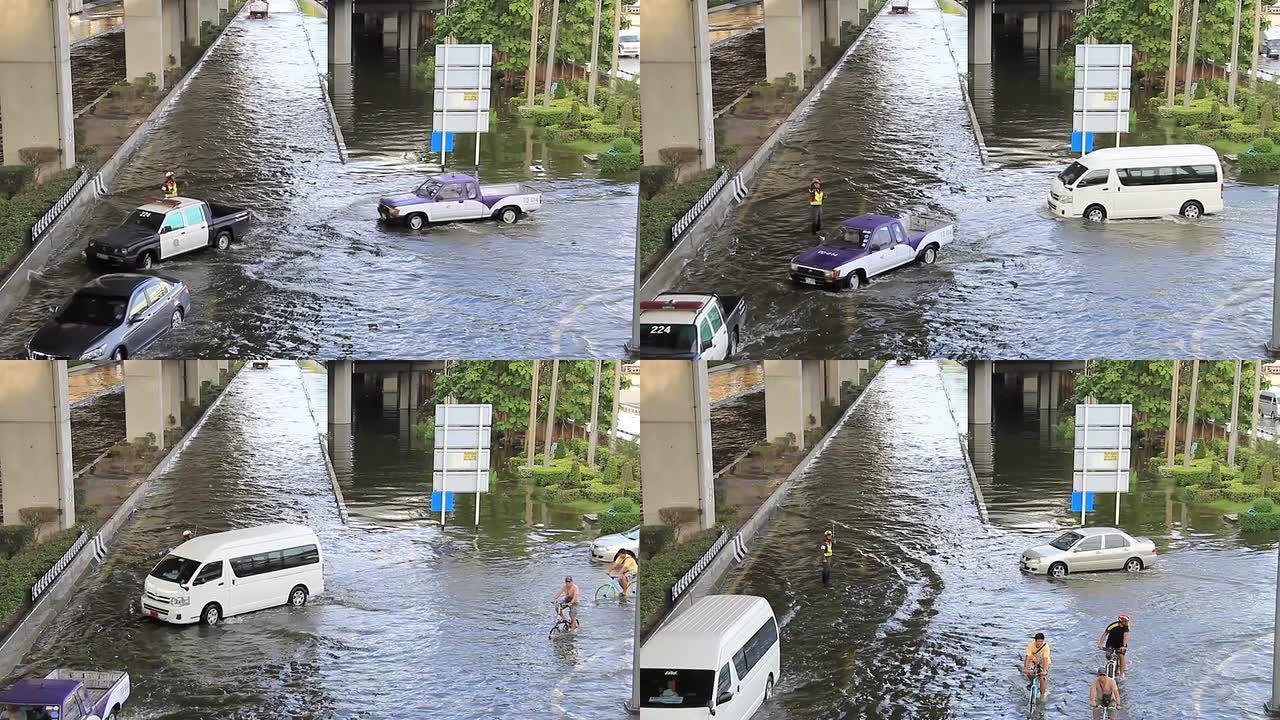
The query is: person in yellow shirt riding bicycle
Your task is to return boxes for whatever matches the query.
[608,550,638,596]
[1023,632,1051,701]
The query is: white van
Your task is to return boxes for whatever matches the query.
[640,595,780,719]
[141,524,323,626]
[1048,144,1224,222]
[1261,388,1280,419]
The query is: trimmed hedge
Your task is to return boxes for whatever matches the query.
[641,524,675,559]
[0,166,34,200]
[0,168,82,268]
[599,511,640,535]
[1241,511,1280,532]
[0,528,83,630]
[642,527,724,629]
[1239,151,1280,174]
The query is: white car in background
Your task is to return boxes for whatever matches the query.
[591,525,639,562]
[1020,527,1157,578]
[618,30,640,57]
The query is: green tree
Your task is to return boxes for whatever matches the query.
[1263,101,1274,132]
[1072,361,1261,437]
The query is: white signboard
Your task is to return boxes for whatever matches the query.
[434,404,492,427]
[433,448,493,474]
[1075,43,1133,68]
[432,111,491,133]
[433,402,493,524]
[434,426,492,449]
[1074,426,1132,449]
[434,89,492,112]
[434,43,493,68]
[434,67,493,90]
[1072,470,1132,494]
[1073,448,1133,472]
[1074,67,1132,90]
[1074,404,1133,428]
[432,469,492,492]
[1074,403,1133,523]
[1073,89,1132,112]
[1073,111,1131,133]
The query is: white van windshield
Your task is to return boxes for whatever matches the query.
[640,668,715,708]
[150,555,201,584]
[1058,161,1089,186]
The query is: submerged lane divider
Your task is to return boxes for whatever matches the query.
[936,362,990,524]
[934,0,989,165]
[294,0,348,163]
[296,363,350,524]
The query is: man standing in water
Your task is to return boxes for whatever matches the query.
[818,529,834,585]
[808,178,824,233]
[553,576,580,631]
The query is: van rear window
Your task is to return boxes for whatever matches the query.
[640,668,715,708]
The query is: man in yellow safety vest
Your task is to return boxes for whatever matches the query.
[809,177,824,233]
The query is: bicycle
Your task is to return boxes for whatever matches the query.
[1094,701,1120,720]
[595,573,637,600]
[1023,661,1044,718]
[1103,648,1119,680]
[549,602,574,638]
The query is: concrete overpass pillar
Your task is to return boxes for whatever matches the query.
[381,373,398,409]
[0,0,75,168]
[397,371,421,410]
[125,361,170,449]
[162,360,184,430]
[639,0,715,170]
[803,0,823,69]
[764,360,809,449]
[837,0,856,36]
[1049,370,1061,409]
[328,360,353,425]
[640,361,715,530]
[823,361,843,405]
[1037,371,1051,410]
[765,0,806,86]
[382,12,399,50]
[1036,12,1050,50]
[196,359,219,392]
[409,10,422,50]
[328,0,353,64]
[0,361,75,529]
[125,0,174,89]
[824,0,842,43]
[802,360,824,430]
[184,360,202,404]
[1048,11,1062,50]
[967,0,993,65]
[968,360,993,424]
[397,11,412,51]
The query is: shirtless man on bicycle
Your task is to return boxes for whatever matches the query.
[1090,667,1121,719]
[1023,632,1051,700]
[552,576,580,630]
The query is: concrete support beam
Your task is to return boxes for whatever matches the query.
[328,360,353,425]
[397,10,411,51]
[765,0,805,86]
[1049,11,1062,49]
[184,361,202,405]
[397,371,420,410]
[382,12,399,50]
[764,360,808,449]
[801,360,824,431]
[0,0,75,168]
[0,361,74,529]
[125,0,173,90]
[196,359,220,392]
[162,360,184,431]
[1037,12,1050,50]
[125,360,169,449]
[968,360,993,425]
[328,0,353,64]
[1049,370,1061,409]
[824,0,842,43]
[967,0,993,65]
[803,0,823,68]
[381,373,398,409]
[409,10,421,50]
[639,0,714,170]
[1037,371,1051,410]
[640,361,715,529]
[823,360,842,405]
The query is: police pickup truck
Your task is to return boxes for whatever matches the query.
[84,197,251,270]
[788,213,954,291]
[377,173,543,229]
[636,293,746,359]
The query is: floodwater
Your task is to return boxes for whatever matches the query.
[1,1,635,359]
[14,362,634,717]
[71,25,126,113]
[711,384,765,471]
[69,366,125,472]
[670,0,1275,358]
[720,361,1272,719]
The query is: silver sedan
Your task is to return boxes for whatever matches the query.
[1020,527,1157,578]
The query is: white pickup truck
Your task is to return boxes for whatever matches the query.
[789,212,954,291]
[636,293,746,359]
[377,173,543,229]
[248,1,269,18]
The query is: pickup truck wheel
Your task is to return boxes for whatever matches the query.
[921,246,938,264]
[214,230,232,250]
[136,251,155,270]
[1180,200,1204,219]
[499,207,519,224]
[845,273,862,291]
[728,329,739,357]
[1083,205,1107,223]
[407,213,426,230]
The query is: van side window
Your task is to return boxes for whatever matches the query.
[283,544,320,568]
[1075,169,1110,188]
[230,544,319,577]
[716,662,732,699]
[1119,164,1218,186]
[194,560,224,584]
[743,618,779,672]
[732,648,749,679]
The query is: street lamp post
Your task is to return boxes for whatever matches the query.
[1271,189,1280,354]
[1269,543,1280,714]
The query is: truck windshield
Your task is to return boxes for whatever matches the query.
[0,704,56,720]
[415,179,444,197]
[1057,161,1090,186]
[124,209,165,231]
[640,323,696,351]
[830,227,870,249]
[150,555,201,584]
[640,668,715,708]
[59,293,127,326]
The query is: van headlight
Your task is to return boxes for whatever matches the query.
[171,596,190,606]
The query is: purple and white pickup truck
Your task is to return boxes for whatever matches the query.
[377,173,543,230]
[0,669,130,720]
[788,213,954,291]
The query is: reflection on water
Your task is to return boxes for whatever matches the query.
[723,362,1271,719]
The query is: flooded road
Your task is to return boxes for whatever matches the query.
[2,1,635,359]
[14,362,633,718]
[672,0,1275,358]
[710,385,765,471]
[69,366,125,472]
[722,361,1272,719]
[71,26,125,113]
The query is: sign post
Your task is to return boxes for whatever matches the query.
[1073,403,1133,526]
[433,43,493,170]
[1074,44,1133,154]
[433,403,493,527]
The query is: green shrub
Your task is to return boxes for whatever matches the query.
[611,137,636,154]
[1264,101,1275,132]
[554,80,567,100]
[1240,511,1280,532]
[1244,455,1263,484]
[1240,150,1280,174]
[1225,484,1262,503]
[554,441,567,460]
[1253,497,1276,514]
[1203,461,1226,489]
[1209,438,1228,460]
[0,166,34,200]
[1245,97,1262,123]
[1266,462,1277,490]
[599,511,640,535]
[1195,82,1208,100]
[564,100,584,129]
[564,459,584,489]
[529,465,569,486]
[603,95,622,124]
[1225,122,1263,143]
[1170,465,1210,486]
[640,524,674,559]
[0,527,34,559]
[620,462,636,486]
[603,455,620,484]
[600,148,641,174]
[1194,441,1207,460]
[619,99,636,132]
[1252,136,1276,154]
[583,122,624,143]
[610,497,637,514]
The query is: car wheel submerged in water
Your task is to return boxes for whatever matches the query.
[289,585,309,606]
[201,603,221,626]
[1048,562,1068,578]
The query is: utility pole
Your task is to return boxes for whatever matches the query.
[1253,361,1263,447]
[1167,0,1181,108]
[1272,189,1280,354]
[610,360,621,450]
[1252,0,1263,91]
[1183,0,1202,109]
[1183,359,1200,466]
[526,360,540,467]
[610,0,622,91]
[1269,544,1280,714]
[542,360,560,467]
[1167,359,1181,468]
[587,361,602,466]
[1228,0,1243,107]
[542,0,562,107]
[587,0,603,106]
[526,0,541,108]
[1229,360,1243,466]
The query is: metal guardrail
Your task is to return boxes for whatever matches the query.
[30,530,89,603]
[30,168,90,243]
[670,170,730,242]
[669,525,729,603]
